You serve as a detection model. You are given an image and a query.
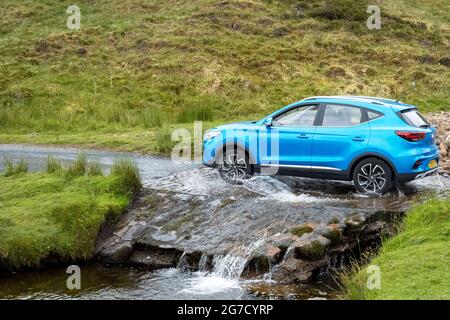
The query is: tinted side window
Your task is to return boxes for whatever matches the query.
[273,105,319,127]
[367,110,383,120]
[322,104,364,126]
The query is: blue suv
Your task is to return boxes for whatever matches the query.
[203,96,439,195]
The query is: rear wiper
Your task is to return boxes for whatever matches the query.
[420,124,430,128]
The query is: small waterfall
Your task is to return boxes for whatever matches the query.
[176,252,189,271]
[198,254,209,272]
[211,239,265,280]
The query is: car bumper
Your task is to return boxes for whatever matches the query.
[397,167,439,182]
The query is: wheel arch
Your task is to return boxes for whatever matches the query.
[215,141,256,166]
[348,153,398,180]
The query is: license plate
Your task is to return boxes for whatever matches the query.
[428,159,438,169]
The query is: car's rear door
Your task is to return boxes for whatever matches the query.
[312,104,370,174]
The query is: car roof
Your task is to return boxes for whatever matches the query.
[297,95,416,111]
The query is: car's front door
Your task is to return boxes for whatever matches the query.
[312,104,370,173]
[262,104,319,172]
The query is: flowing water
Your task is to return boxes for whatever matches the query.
[1,144,449,300]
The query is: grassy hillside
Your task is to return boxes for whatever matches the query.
[0,0,449,152]
[342,198,450,300]
[0,156,141,269]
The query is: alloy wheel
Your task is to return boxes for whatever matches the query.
[357,163,387,194]
[219,152,249,182]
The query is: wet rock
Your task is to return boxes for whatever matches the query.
[269,233,299,250]
[271,256,324,283]
[248,245,282,272]
[291,223,315,237]
[129,246,183,269]
[344,214,366,231]
[315,224,343,244]
[327,216,340,224]
[290,234,331,261]
[178,251,204,270]
[100,242,134,264]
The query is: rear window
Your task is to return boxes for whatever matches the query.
[398,109,429,128]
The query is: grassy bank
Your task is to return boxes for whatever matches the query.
[0,0,449,153]
[0,156,141,269]
[342,198,450,300]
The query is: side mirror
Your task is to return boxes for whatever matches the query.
[264,117,273,127]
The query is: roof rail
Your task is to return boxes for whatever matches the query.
[300,95,391,106]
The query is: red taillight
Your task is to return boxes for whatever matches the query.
[395,131,426,142]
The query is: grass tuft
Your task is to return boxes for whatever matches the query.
[66,153,87,177]
[46,156,62,173]
[2,157,28,177]
[155,126,177,153]
[111,159,142,196]
[87,160,103,176]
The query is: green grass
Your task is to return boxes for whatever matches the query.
[2,157,28,177]
[342,198,450,300]
[0,157,141,269]
[0,0,449,153]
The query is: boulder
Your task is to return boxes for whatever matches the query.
[271,256,325,283]
[344,214,366,231]
[129,246,183,269]
[100,242,134,264]
[249,244,282,272]
[315,224,343,244]
[289,234,331,261]
[290,223,315,237]
[269,233,299,250]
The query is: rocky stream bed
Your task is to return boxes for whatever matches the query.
[0,144,449,299]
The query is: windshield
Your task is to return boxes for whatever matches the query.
[399,109,430,128]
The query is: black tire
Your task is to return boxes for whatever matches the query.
[352,157,392,195]
[217,147,253,184]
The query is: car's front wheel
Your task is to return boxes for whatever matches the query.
[353,158,392,195]
[218,148,253,184]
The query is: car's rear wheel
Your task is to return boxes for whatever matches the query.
[218,147,253,184]
[353,158,392,195]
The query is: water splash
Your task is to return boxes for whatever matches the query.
[176,252,188,271]
[242,176,339,203]
[198,254,209,272]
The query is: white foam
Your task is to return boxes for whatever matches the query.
[180,275,241,295]
[243,176,340,203]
